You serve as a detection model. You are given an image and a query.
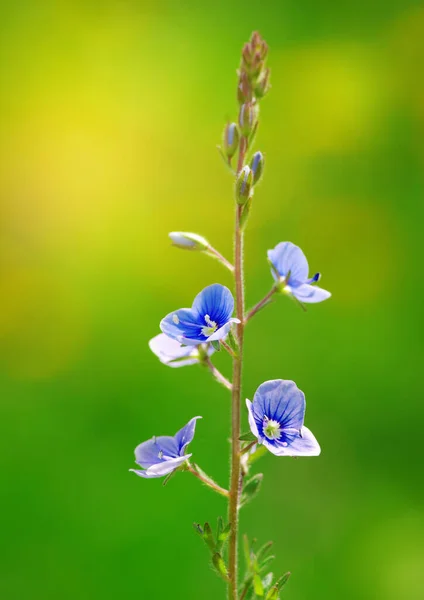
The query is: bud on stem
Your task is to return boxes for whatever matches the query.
[235,166,253,205]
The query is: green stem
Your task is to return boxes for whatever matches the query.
[228,203,245,600]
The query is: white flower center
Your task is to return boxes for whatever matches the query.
[201,314,218,337]
[263,417,282,440]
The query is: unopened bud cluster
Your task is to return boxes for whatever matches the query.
[238,31,270,105]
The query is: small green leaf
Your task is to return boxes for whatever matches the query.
[243,534,251,570]
[203,522,215,552]
[253,573,264,596]
[275,572,291,590]
[216,522,232,551]
[256,541,274,562]
[248,444,267,465]
[211,340,221,352]
[239,431,257,442]
[212,552,229,581]
[227,329,240,355]
[264,586,279,600]
[259,555,275,572]
[239,197,252,230]
[240,473,263,508]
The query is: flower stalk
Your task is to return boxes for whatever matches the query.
[245,287,277,323]
[204,357,233,391]
[187,463,230,498]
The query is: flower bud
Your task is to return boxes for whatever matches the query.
[235,166,253,205]
[254,67,271,99]
[250,151,264,184]
[168,232,209,251]
[222,123,239,159]
[237,70,252,104]
[238,102,257,137]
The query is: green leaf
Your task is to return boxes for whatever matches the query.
[253,573,264,596]
[239,197,252,231]
[264,586,279,600]
[239,431,257,442]
[212,552,229,581]
[243,534,251,570]
[259,555,275,573]
[216,522,232,551]
[227,329,240,355]
[211,340,221,352]
[256,541,274,562]
[275,572,291,590]
[203,522,215,552]
[240,473,263,508]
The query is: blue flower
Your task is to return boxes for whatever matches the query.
[160,283,240,346]
[246,380,320,456]
[149,334,215,368]
[267,242,331,303]
[130,416,201,479]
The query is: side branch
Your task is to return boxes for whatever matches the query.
[187,463,230,498]
[207,246,235,273]
[244,287,277,323]
[205,358,233,391]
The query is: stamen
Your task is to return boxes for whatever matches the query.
[158,450,164,459]
[201,314,218,337]
[262,416,282,440]
[172,314,180,324]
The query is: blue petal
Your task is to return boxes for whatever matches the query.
[160,308,203,346]
[252,379,305,431]
[206,318,240,342]
[269,427,321,457]
[174,416,202,455]
[192,284,234,325]
[293,284,331,304]
[149,334,200,367]
[130,454,191,478]
[135,436,179,467]
[267,242,309,286]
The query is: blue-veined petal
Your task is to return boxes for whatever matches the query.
[293,284,331,303]
[160,308,202,345]
[174,416,202,455]
[252,379,305,431]
[192,284,234,325]
[267,242,309,285]
[130,454,191,478]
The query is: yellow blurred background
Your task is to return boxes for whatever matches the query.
[1,1,423,599]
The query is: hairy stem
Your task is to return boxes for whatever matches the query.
[187,463,230,498]
[244,287,277,323]
[205,357,233,391]
[228,204,245,600]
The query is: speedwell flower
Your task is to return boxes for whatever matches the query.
[246,379,320,456]
[268,241,331,303]
[130,416,201,479]
[160,283,240,346]
[149,333,214,368]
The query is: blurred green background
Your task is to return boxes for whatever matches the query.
[1,1,423,599]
